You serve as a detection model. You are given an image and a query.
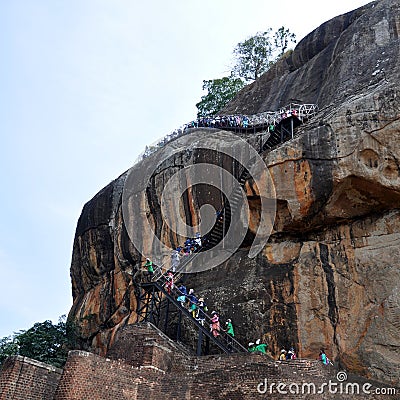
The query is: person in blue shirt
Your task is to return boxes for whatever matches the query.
[187,289,198,317]
[176,284,187,307]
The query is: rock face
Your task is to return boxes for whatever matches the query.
[68,0,400,385]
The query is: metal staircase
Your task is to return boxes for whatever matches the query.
[136,273,248,355]
[135,104,318,355]
[202,108,316,250]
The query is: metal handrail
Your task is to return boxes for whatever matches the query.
[151,279,248,353]
[136,103,320,354]
[138,103,319,161]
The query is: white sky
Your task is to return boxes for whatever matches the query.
[0,0,372,338]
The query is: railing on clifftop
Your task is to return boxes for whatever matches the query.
[137,103,318,162]
[134,102,319,356]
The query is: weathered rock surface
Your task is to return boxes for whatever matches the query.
[68,0,400,385]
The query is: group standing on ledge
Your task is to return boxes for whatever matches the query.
[186,108,299,131]
[278,347,297,360]
[141,103,318,160]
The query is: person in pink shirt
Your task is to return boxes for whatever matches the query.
[210,311,220,338]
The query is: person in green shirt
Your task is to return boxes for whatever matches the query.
[248,339,268,355]
[254,339,268,355]
[226,319,234,337]
[224,318,234,351]
[145,258,154,275]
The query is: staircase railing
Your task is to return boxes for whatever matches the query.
[136,104,319,354]
[146,278,248,354]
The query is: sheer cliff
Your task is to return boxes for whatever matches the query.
[68,0,400,385]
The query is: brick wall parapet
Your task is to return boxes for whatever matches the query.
[3,323,396,399]
[0,355,62,400]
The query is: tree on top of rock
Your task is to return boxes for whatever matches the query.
[195,26,296,117]
[232,29,274,82]
[196,76,245,118]
[232,27,296,82]
[274,26,297,58]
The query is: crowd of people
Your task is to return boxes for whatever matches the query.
[185,115,250,130]
[135,235,237,350]
[136,236,335,362]
[184,108,300,133]
[174,283,236,349]
[278,347,297,360]
[133,233,205,284]
[140,104,310,161]
[165,233,204,278]
[160,234,242,348]
[136,255,334,363]
[174,233,203,260]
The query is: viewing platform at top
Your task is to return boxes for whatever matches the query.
[138,103,319,161]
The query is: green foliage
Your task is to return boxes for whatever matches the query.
[232,29,274,82]
[273,26,296,58]
[232,26,297,82]
[195,76,245,118]
[0,336,19,364]
[195,26,296,119]
[0,315,78,368]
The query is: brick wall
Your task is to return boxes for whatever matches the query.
[53,323,398,400]
[1,324,397,399]
[54,350,398,400]
[0,355,62,400]
[54,350,162,400]
[106,323,189,371]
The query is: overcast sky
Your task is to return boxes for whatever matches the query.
[0,0,372,338]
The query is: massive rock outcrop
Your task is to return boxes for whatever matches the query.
[68,0,400,385]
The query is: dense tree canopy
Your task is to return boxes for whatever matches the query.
[0,336,19,364]
[0,316,76,368]
[195,76,245,118]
